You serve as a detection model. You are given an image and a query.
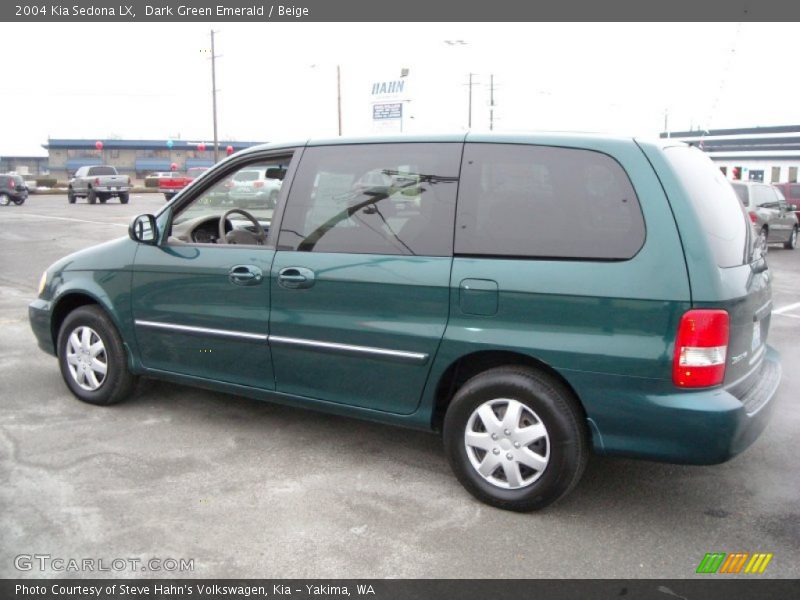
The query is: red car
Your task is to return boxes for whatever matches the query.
[159,167,209,201]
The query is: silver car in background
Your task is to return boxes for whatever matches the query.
[731,181,799,251]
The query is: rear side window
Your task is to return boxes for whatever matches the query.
[753,185,777,207]
[279,143,460,256]
[791,185,800,199]
[87,166,116,176]
[234,170,261,182]
[455,143,645,259]
[664,147,750,268]
[731,183,749,206]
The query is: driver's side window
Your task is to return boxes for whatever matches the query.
[168,157,291,246]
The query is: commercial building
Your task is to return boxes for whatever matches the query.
[42,138,265,181]
[661,125,800,184]
[0,155,49,177]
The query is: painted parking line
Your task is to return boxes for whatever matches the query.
[774,301,800,315]
[2,213,128,228]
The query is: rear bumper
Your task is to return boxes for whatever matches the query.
[28,298,56,356]
[571,345,782,464]
[94,187,130,193]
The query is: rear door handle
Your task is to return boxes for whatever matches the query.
[229,265,263,286]
[278,267,315,289]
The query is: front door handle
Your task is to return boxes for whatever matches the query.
[278,267,315,289]
[229,265,263,286]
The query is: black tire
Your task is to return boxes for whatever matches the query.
[119,192,130,204]
[87,188,97,204]
[443,366,589,512]
[164,193,174,202]
[12,196,25,205]
[99,195,108,204]
[67,188,77,204]
[785,226,798,250]
[56,305,137,406]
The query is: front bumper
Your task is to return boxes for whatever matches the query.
[29,298,55,356]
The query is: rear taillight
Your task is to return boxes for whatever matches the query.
[673,309,729,388]
[9,179,15,189]
[127,177,131,185]
[749,212,757,223]
[253,181,264,188]
[94,177,100,185]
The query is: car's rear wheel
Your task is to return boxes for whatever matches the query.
[57,305,137,406]
[67,189,77,204]
[443,366,589,512]
[119,192,129,204]
[99,195,108,204]
[0,193,10,206]
[12,196,25,205]
[785,226,798,250]
[87,189,97,204]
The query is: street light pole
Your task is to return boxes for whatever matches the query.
[337,64,342,136]
[210,29,220,162]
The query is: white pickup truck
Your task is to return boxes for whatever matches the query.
[68,165,131,204]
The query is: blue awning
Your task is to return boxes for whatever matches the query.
[186,158,215,168]
[135,159,173,171]
[64,158,104,170]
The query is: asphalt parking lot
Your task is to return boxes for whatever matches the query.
[0,193,798,579]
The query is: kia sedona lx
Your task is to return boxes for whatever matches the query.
[29,133,781,511]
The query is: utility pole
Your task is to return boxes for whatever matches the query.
[489,74,495,131]
[210,29,220,162]
[337,65,342,136]
[466,73,478,129]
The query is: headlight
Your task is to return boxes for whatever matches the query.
[37,271,47,296]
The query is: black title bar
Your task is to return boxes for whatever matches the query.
[2,0,800,22]
[3,579,800,600]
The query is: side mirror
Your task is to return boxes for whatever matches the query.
[129,214,158,244]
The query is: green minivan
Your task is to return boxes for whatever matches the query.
[29,133,782,511]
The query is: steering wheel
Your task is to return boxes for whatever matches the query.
[218,208,267,245]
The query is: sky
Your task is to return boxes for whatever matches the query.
[0,22,797,156]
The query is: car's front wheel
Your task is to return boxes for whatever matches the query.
[443,366,589,512]
[57,305,137,405]
[0,193,10,206]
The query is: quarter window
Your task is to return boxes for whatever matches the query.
[455,143,645,260]
[279,143,461,256]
